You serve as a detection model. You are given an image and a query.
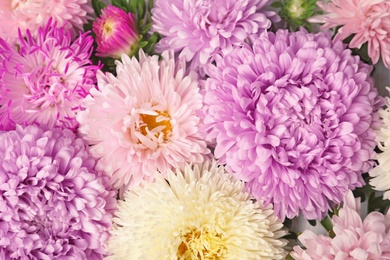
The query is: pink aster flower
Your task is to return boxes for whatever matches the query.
[93,5,139,59]
[151,0,278,70]
[202,29,383,220]
[291,191,390,259]
[0,19,100,131]
[0,0,93,47]
[77,50,210,192]
[0,124,116,259]
[313,0,390,68]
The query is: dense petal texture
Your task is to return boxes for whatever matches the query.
[0,0,93,46]
[202,29,383,220]
[291,191,390,259]
[107,161,287,259]
[0,20,99,131]
[314,0,390,68]
[0,124,116,259]
[93,5,138,59]
[370,93,390,199]
[152,0,278,70]
[77,50,209,192]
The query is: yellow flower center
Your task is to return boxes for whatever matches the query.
[102,19,116,40]
[139,111,172,140]
[177,227,227,259]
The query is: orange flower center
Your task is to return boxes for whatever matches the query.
[139,111,172,140]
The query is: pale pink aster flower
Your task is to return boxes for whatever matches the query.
[0,20,99,131]
[291,191,390,259]
[0,0,93,47]
[77,50,210,191]
[152,0,279,70]
[313,0,390,68]
[93,5,139,59]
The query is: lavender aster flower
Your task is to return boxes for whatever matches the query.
[0,125,116,259]
[152,0,278,70]
[202,29,383,220]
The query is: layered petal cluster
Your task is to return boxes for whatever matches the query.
[0,124,116,259]
[107,161,287,259]
[0,20,99,131]
[77,50,209,191]
[202,29,383,220]
[93,5,139,59]
[313,0,390,68]
[152,0,278,70]
[0,0,93,46]
[291,191,390,259]
[370,93,390,199]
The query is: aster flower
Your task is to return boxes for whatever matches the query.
[77,50,209,191]
[0,19,99,131]
[312,0,390,68]
[291,191,390,259]
[0,124,116,259]
[0,0,93,47]
[107,161,287,259]
[202,29,383,220]
[370,93,390,199]
[93,5,139,59]
[151,0,279,70]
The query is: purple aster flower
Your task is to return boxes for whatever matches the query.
[0,124,116,259]
[0,19,100,131]
[202,29,384,220]
[151,0,278,70]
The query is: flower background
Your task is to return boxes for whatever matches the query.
[1,0,390,259]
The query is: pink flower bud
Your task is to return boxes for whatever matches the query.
[93,6,139,59]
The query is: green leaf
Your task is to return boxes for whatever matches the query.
[271,1,283,8]
[92,0,106,17]
[320,216,333,233]
[137,0,146,19]
[369,195,390,214]
[286,254,295,260]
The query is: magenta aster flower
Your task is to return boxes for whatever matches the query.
[202,29,383,220]
[0,124,116,259]
[0,20,100,131]
[77,50,210,192]
[312,0,390,68]
[0,0,93,47]
[291,191,390,259]
[93,5,139,59]
[151,0,278,70]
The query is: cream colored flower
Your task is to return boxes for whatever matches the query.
[107,161,287,259]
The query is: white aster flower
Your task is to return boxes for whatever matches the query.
[107,161,287,259]
[370,94,390,199]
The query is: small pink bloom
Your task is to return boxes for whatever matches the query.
[313,0,390,68]
[291,191,390,259]
[93,6,139,59]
